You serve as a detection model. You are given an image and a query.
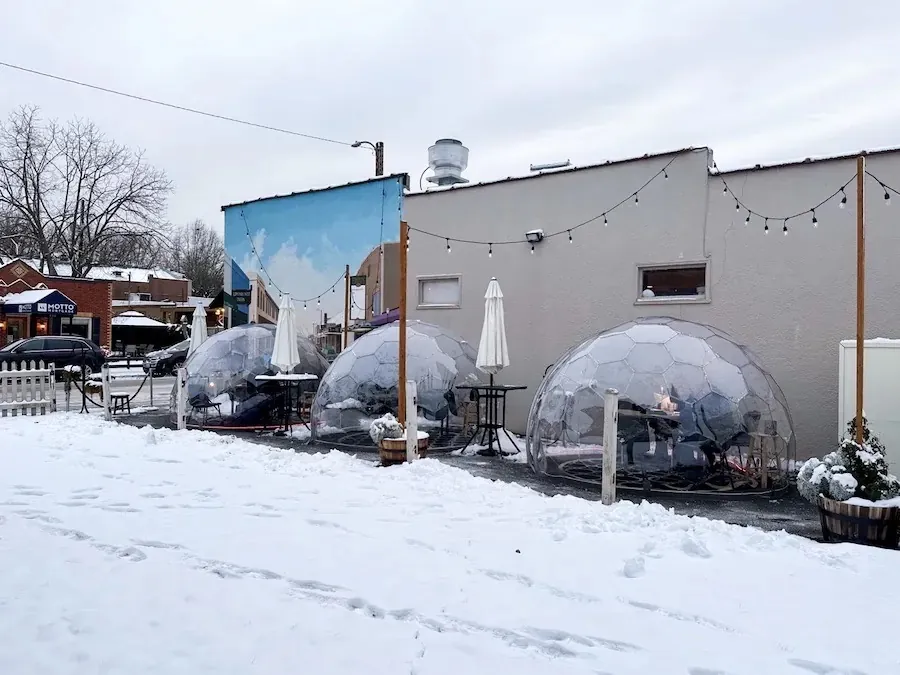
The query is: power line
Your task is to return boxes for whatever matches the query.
[0,60,353,147]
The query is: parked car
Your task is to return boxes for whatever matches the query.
[142,339,189,377]
[0,336,107,377]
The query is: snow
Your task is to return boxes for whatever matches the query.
[846,496,900,508]
[1,415,899,674]
[0,288,62,305]
[0,258,186,283]
[454,428,528,462]
[112,311,170,328]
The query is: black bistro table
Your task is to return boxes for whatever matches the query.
[255,373,318,435]
[456,384,527,456]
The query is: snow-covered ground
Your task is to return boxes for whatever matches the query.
[1,415,898,674]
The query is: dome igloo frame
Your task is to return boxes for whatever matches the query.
[526,316,795,495]
[310,320,484,451]
[174,323,330,429]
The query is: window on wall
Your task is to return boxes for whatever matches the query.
[417,275,461,309]
[637,263,709,303]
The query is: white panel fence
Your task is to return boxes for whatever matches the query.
[0,361,57,417]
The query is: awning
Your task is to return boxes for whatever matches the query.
[112,311,170,328]
[369,308,400,327]
[2,288,77,315]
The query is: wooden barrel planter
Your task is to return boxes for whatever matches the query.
[817,495,900,549]
[379,435,430,466]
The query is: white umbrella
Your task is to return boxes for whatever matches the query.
[476,277,509,385]
[187,305,208,356]
[271,294,301,373]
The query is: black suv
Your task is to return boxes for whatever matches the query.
[0,336,107,377]
[142,339,189,377]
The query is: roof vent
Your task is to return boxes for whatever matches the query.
[427,139,469,186]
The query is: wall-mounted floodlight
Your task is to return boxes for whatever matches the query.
[525,229,545,244]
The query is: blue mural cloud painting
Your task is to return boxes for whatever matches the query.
[223,175,405,332]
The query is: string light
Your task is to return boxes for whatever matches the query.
[718,171,856,236]
[405,154,677,251]
[530,244,535,254]
[867,171,900,207]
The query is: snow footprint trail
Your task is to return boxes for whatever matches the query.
[1,415,898,675]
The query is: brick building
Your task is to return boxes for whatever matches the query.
[0,259,112,347]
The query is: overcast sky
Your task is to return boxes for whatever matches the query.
[3,0,900,233]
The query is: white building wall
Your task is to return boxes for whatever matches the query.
[405,147,900,459]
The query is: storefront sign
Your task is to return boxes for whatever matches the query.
[232,289,252,305]
[3,290,78,316]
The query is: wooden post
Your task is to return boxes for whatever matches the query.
[601,388,619,505]
[398,220,408,425]
[855,155,866,444]
[405,380,418,462]
[101,364,112,421]
[343,264,350,351]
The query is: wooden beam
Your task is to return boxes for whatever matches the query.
[398,222,408,424]
[855,155,866,444]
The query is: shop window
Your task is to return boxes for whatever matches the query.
[417,275,461,309]
[636,263,709,303]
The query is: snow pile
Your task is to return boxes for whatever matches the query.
[0,415,898,674]
[368,412,404,444]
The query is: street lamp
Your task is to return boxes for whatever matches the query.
[351,140,384,177]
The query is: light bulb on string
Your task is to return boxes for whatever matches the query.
[735,200,740,211]
[530,244,535,254]
[723,184,728,196]
[840,189,847,208]
[812,210,818,227]
[304,301,307,310]
[488,243,493,258]
[567,230,573,243]
[603,213,608,226]
[634,193,639,205]
[782,220,789,236]
[764,218,769,235]
[885,189,891,206]
[744,213,751,226]
[663,169,668,179]
[446,238,451,253]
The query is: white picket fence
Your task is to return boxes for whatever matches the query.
[0,361,57,417]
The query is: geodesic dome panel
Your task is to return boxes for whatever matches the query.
[170,323,329,427]
[311,320,483,448]
[526,316,795,493]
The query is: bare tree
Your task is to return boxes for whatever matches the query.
[167,219,224,297]
[0,106,173,276]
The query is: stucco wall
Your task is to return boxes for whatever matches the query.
[405,148,900,459]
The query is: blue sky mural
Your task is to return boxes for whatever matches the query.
[223,175,405,333]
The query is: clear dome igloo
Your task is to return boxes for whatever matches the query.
[526,316,795,493]
[173,323,329,428]
[311,320,483,450]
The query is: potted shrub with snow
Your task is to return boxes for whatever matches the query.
[370,413,430,466]
[797,417,900,548]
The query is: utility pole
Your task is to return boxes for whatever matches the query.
[352,140,384,176]
[375,141,384,177]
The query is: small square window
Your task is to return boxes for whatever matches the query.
[637,263,709,303]
[417,275,461,309]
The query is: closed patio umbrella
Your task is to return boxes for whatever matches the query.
[271,294,300,373]
[187,305,208,357]
[476,277,509,385]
